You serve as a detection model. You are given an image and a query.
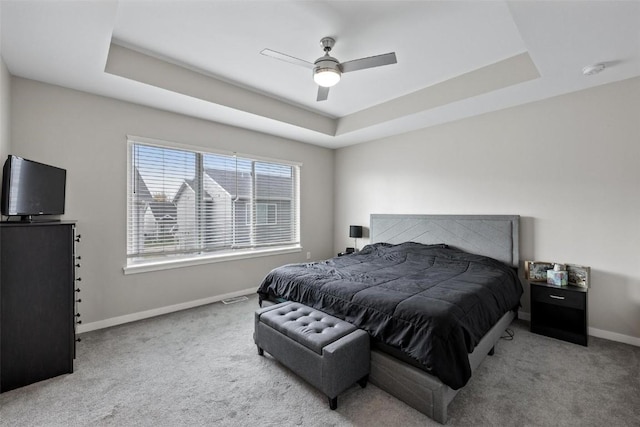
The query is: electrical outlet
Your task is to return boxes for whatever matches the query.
[306,252,311,260]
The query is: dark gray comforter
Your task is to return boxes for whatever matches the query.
[257,242,522,390]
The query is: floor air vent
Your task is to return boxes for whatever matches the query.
[221,296,249,305]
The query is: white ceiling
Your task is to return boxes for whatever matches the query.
[1,1,639,149]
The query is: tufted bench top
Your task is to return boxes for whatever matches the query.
[259,302,356,355]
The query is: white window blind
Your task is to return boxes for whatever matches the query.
[127,140,300,264]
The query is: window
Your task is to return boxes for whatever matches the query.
[127,138,300,267]
[246,203,277,226]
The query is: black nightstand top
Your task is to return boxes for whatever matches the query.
[529,281,589,292]
[528,281,588,293]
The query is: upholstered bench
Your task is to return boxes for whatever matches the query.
[254,301,370,410]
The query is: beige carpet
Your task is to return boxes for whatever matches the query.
[1,293,638,426]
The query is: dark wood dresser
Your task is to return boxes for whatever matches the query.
[0,221,79,392]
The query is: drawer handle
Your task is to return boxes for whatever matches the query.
[549,295,565,300]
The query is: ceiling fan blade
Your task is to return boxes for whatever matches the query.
[317,86,330,101]
[260,49,314,69]
[340,52,397,73]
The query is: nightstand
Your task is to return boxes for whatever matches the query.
[530,281,588,346]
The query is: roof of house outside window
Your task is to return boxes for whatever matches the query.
[171,169,293,203]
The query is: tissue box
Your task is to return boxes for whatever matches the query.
[547,270,568,286]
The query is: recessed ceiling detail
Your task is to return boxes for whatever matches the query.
[1,1,639,148]
[337,52,539,136]
[105,42,539,139]
[105,42,337,137]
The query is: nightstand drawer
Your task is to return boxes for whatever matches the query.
[531,286,585,309]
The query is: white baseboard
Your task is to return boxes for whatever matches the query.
[76,287,257,334]
[517,310,639,347]
[78,301,640,348]
[588,327,640,347]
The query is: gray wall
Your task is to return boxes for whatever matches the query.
[334,76,640,343]
[10,77,335,329]
[8,71,640,345]
[0,56,9,159]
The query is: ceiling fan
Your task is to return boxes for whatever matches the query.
[260,37,397,102]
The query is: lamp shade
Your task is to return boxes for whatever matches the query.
[313,56,341,87]
[349,225,363,239]
[314,69,341,87]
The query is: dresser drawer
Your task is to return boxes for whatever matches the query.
[531,285,585,309]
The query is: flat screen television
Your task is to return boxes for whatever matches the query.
[1,155,66,222]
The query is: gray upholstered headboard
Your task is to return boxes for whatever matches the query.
[370,214,520,268]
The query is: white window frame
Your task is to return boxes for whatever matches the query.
[124,135,301,274]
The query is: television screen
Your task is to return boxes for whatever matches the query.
[1,155,66,219]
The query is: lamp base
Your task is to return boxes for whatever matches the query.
[345,247,355,254]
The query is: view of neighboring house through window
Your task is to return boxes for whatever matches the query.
[127,139,300,265]
[246,203,277,226]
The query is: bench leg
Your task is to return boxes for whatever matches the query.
[257,346,264,356]
[328,396,337,410]
[357,375,368,388]
[488,346,495,356]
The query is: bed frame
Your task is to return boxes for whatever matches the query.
[368,214,520,423]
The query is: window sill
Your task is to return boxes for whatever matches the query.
[123,246,302,275]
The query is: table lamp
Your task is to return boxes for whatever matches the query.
[348,225,363,253]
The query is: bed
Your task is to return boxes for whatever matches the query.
[257,214,522,423]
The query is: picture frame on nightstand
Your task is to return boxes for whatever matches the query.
[524,261,554,282]
[567,264,591,288]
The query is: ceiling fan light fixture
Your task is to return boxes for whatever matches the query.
[313,56,341,87]
[314,68,341,87]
